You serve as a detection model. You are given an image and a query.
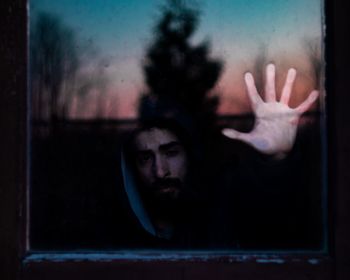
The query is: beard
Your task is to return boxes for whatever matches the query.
[140,178,192,221]
[150,178,183,200]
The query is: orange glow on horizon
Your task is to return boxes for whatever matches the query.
[69,54,322,120]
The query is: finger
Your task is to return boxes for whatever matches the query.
[222,128,251,143]
[295,90,319,114]
[245,72,263,109]
[280,68,297,105]
[265,64,276,102]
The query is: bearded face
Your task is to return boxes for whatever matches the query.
[133,128,188,206]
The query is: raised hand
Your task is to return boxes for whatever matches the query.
[222,64,319,159]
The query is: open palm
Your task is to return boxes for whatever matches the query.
[222,64,319,158]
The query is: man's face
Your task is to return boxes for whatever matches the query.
[133,128,188,201]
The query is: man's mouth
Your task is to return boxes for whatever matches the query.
[152,178,182,191]
[157,186,178,193]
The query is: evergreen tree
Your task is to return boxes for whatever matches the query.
[139,0,223,135]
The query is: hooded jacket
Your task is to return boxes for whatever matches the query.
[114,125,315,250]
[119,141,210,249]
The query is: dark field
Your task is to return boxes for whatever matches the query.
[30,115,325,251]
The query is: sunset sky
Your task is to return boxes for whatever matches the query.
[30,0,324,119]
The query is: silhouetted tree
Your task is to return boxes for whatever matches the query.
[139,0,223,134]
[303,37,322,89]
[73,45,110,119]
[252,44,267,96]
[31,13,79,121]
[31,12,111,122]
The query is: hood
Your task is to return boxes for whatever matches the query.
[120,148,157,237]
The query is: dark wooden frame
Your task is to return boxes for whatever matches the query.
[1,0,350,279]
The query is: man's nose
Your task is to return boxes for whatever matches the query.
[154,156,169,178]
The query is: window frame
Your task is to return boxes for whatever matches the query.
[1,0,350,279]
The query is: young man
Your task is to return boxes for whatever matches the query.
[121,118,207,247]
[120,64,319,248]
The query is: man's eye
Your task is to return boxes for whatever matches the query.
[138,154,151,164]
[165,150,179,157]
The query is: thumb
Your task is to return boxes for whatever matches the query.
[222,128,251,144]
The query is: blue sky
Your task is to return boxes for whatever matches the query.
[30,0,323,118]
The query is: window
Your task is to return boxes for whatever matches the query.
[29,0,327,252]
[1,0,350,279]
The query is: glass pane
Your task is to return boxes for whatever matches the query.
[29,0,326,251]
